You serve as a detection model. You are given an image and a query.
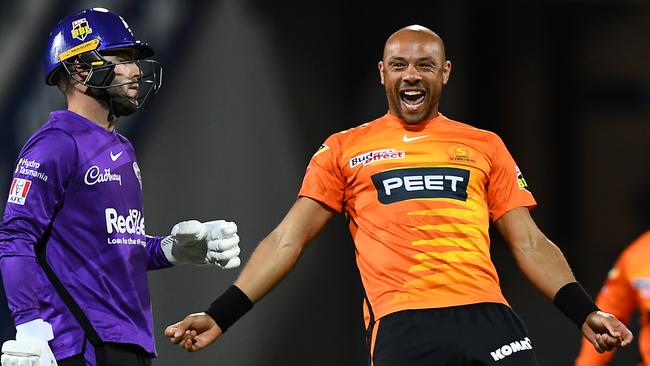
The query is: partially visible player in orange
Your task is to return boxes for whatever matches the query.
[575,231,650,366]
[163,25,633,365]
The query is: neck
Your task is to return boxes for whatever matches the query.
[66,90,116,131]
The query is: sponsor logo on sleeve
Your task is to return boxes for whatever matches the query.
[312,144,329,158]
[133,162,142,189]
[8,178,32,205]
[607,267,619,280]
[371,167,470,204]
[515,165,529,191]
[349,149,406,168]
[15,158,48,182]
[490,337,533,361]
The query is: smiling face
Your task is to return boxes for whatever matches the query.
[379,26,451,125]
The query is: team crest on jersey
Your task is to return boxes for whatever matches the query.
[515,165,530,191]
[448,145,476,163]
[7,178,32,205]
[349,149,405,168]
[71,18,93,41]
[313,144,329,157]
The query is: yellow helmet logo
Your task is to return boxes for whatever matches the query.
[71,18,93,41]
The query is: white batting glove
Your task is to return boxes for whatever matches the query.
[1,319,57,366]
[161,220,241,268]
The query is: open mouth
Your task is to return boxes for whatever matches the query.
[399,89,426,112]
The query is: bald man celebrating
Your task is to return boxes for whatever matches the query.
[164,25,632,365]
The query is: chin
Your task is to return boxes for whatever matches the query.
[399,112,427,125]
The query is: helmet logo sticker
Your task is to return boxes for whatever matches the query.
[71,18,93,41]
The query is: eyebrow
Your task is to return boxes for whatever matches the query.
[387,56,437,63]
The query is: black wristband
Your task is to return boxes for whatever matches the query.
[205,285,253,332]
[553,282,599,328]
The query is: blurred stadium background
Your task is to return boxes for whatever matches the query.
[0,0,649,365]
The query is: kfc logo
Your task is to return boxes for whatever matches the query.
[8,178,32,205]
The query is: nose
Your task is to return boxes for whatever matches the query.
[402,64,421,84]
[123,61,141,80]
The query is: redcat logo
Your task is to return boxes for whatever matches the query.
[105,208,145,235]
[490,337,533,361]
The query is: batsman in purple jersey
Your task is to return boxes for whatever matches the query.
[0,8,241,366]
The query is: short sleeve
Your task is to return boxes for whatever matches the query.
[0,128,77,258]
[298,134,346,213]
[486,134,536,221]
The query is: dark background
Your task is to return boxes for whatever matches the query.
[0,0,648,365]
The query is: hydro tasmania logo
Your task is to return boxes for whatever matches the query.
[490,337,533,361]
[15,158,48,182]
[371,167,469,204]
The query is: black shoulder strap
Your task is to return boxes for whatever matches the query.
[35,218,103,346]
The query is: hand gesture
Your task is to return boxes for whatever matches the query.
[162,220,241,268]
[164,313,222,352]
[581,310,633,353]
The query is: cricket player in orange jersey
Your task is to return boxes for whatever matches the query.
[575,231,650,366]
[164,25,633,365]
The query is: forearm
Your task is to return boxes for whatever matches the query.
[204,198,332,333]
[235,228,303,303]
[511,234,576,299]
[0,256,43,325]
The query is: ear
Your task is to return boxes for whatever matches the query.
[442,60,452,85]
[378,61,385,85]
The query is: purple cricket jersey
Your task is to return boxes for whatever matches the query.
[0,110,172,361]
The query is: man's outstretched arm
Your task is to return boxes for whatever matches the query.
[494,207,633,353]
[164,197,334,351]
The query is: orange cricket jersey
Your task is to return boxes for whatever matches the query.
[575,231,650,366]
[298,113,536,324]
